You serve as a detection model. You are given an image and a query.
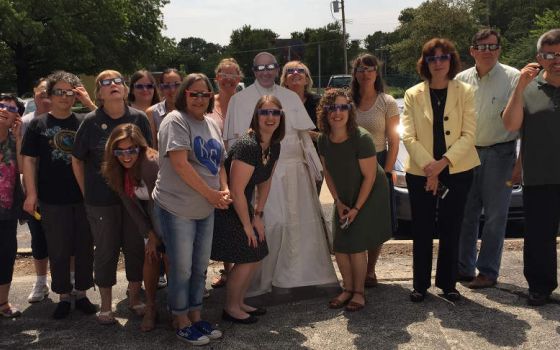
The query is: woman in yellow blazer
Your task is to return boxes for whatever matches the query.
[401,38,480,303]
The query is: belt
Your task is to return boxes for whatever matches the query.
[475,139,516,149]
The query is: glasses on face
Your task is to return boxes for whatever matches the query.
[113,147,140,157]
[286,68,305,74]
[425,54,451,63]
[186,91,212,98]
[539,51,560,60]
[356,66,377,73]
[133,83,155,90]
[99,77,124,86]
[0,102,19,114]
[472,44,500,51]
[52,89,76,97]
[257,109,283,117]
[253,63,279,72]
[159,82,181,90]
[324,104,352,113]
[217,73,241,80]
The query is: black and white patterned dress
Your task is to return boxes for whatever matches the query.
[211,132,280,263]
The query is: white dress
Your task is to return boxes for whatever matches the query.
[224,82,338,297]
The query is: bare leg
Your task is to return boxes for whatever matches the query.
[366,245,382,278]
[143,257,160,307]
[237,262,260,312]
[349,252,368,305]
[99,287,112,313]
[127,281,142,307]
[188,309,201,324]
[332,253,354,302]
[224,263,254,318]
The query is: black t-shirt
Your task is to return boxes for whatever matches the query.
[430,88,449,179]
[304,93,321,130]
[72,106,152,206]
[21,113,84,205]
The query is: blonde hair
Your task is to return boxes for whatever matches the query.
[94,69,129,107]
[280,61,314,95]
[214,58,244,79]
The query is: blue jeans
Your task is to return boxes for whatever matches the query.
[458,141,516,280]
[155,203,214,315]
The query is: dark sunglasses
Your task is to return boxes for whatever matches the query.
[186,91,213,98]
[356,66,377,73]
[286,68,305,74]
[133,83,155,90]
[159,82,181,90]
[253,63,279,72]
[257,109,283,117]
[472,44,500,51]
[99,77,124,86]
[0,102,19,113]
[425,54,451,63]
[539,51,560,60]
[52,89,76,97]
[324,104,352,112]
[113,147,140,157]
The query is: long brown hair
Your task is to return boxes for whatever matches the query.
[101,123,156,194]
[249,95,285,145]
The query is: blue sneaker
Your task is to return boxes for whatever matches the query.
[176,325,210,346]
[193,320,223,340]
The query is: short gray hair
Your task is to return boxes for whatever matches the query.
[537,29,560,52]
[253,52,277,66]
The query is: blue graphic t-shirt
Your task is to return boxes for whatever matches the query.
[21,113,84,205]
[153,110,225,220]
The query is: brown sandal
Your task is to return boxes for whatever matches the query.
[211,269,227,288]
[364,273,378,288]
[345,291,366,312]
[328,290,353,309]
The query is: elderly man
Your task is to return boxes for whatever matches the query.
[456,29,520,289]
[223,52,337,298]
[503,29,560,306]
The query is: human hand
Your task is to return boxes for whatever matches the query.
[252,216,266,242]
[145,233,159,263]
[12,117,22,140]
[423,159,447,178]
[23,195,37,216]
[335,200,350,223]
[244,224,258,248]
[425,176,439,196]
[517,63,541,91]
[510,161,522,186]
[73,86,96,110]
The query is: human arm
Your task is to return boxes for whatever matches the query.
[344,156,377,224]
[71,156,85,195]
[145,106,158,149]
[503,63,540,132]
[229,159,259,247]
[22,156,38,215]
[13,117,23,173]
[252,163,276,242]
[73,86,96,111]
[384,114,400,173]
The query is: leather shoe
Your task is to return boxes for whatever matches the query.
[468,274,497,289]
[247,307,266,316]
[527,292,549,306]
[222,310,258,324]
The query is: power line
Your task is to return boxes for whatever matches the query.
[227,39,342,55]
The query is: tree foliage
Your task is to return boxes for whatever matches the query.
[0,0,169,95]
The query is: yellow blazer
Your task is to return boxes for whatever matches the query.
[402,80,480,176]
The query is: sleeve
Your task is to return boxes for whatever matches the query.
[385,95,400,120]
[271,142,281,163]
[317,133,325,157]
[20,118,41,157]
[357,129,377,159]
[72,117,91,160]
[443,84,477,166]
[401,88,435,169]
[136,112,153,148]
[120,195,153,239]
[159,112,192,156]
[232,137,259,167]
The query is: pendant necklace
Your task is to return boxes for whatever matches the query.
[430,89,447,107]
[261,146,271,166]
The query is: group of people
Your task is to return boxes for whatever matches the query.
[0,26,558,346]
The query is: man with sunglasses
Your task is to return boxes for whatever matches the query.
[223,52,338,298]
[21,71,97,319]
[456,29,520,289]
[503,29,560,306]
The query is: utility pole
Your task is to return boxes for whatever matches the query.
[341,0,348,74]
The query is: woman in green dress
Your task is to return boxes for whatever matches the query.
[317,89,391,312]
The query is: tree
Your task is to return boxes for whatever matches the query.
[175,37,224,77]
[0,0,169,95]
[225,25,279,80]
[389,0,478,76]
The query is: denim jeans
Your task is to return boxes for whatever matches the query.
[155,203,214,315]
[458,141,516,280]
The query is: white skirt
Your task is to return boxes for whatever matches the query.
[247,133,338,297]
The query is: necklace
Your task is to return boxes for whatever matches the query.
[261,146,271,166]
[430,88,447,107]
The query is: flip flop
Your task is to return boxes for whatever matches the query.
[96,311,117,325]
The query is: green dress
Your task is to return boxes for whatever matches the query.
[318,127,392,253]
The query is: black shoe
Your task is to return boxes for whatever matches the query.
[457,274,475,282]
[528,292,549,306]
[247,307,267,316]
[410,290,426,303]
[75,297,97,314]
[443,289,461,302]
[221,310,258,324]
[52,301,71,319]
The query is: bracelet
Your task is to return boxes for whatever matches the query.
[254,210,264,218]
[352,207,360,211]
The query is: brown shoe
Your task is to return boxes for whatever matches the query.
[468,274,497,289]
[364,274,378,288]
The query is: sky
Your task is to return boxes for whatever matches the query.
[162,0,425,46]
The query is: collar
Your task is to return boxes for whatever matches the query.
[475,62,500,80]
[254,81,276,96]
